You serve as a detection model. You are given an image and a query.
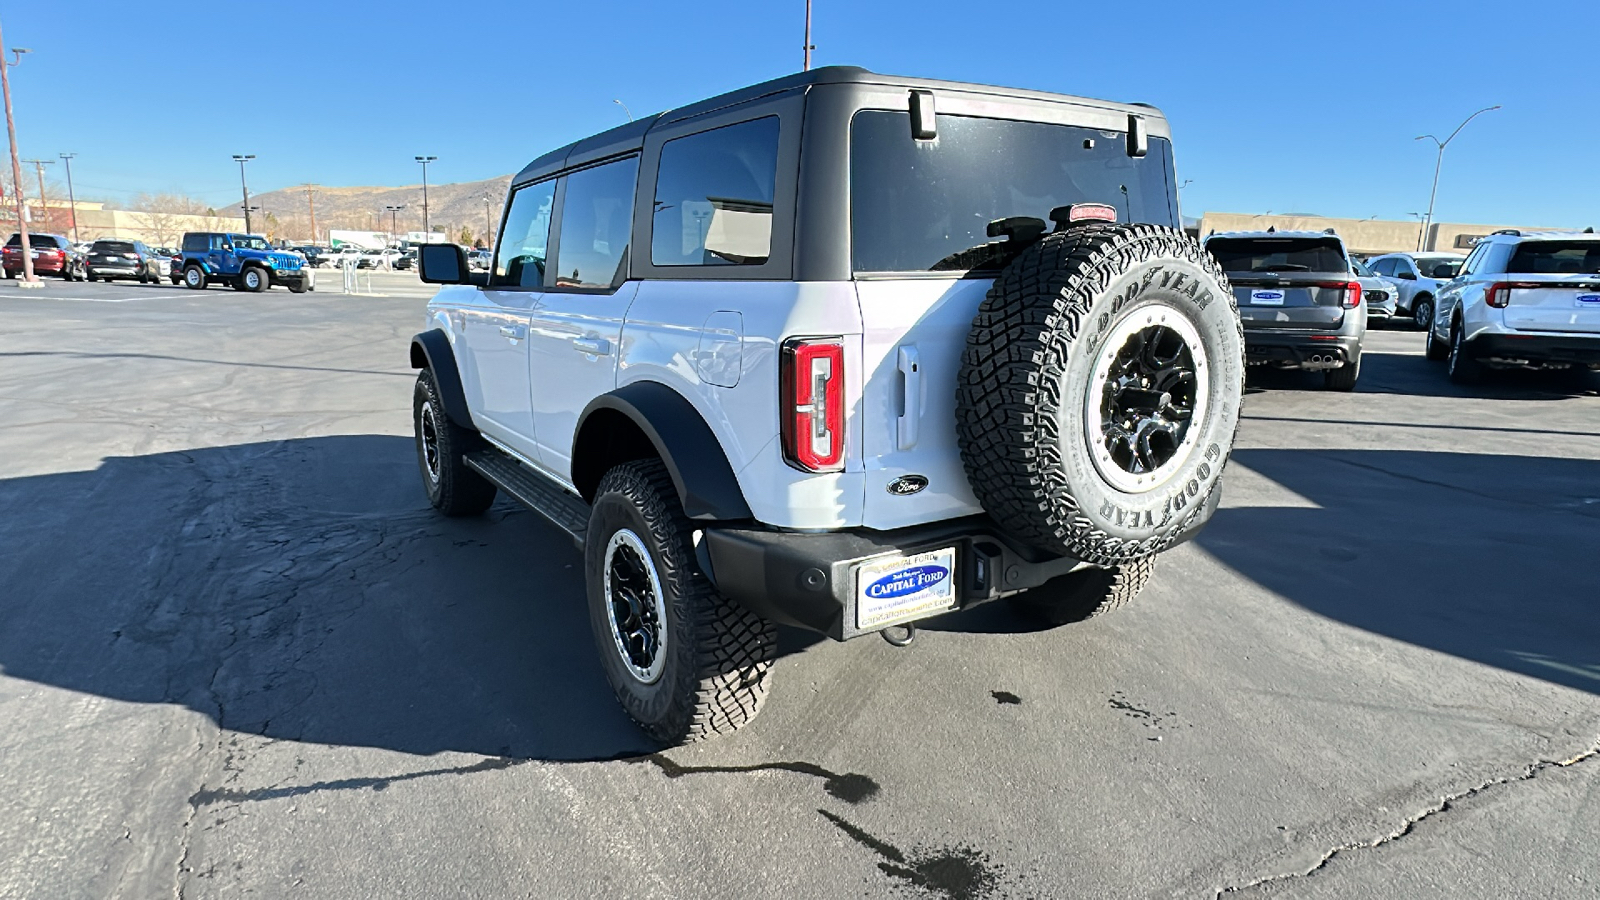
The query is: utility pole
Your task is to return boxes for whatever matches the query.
[304,184,318,243]
[21,157,50,231]
[483,194,494,247]
[58,152,78,243]
[415,155,436,236]
[232,154,255,233]
[803,0,814,71]
[1,33,37,285]
[1415,105,1499,252]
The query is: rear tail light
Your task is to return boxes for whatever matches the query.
[780,337,845,472]
[1486,282,1541,308]
[1316,280,1362,309]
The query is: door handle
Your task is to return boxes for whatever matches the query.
[572,337,612,356]
[498,324,525,339]
[896,346,921,450]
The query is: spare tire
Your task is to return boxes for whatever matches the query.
[957,223,1243,565]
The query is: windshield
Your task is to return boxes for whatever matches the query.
[1416,257,1462,279]
[1205,237,1348,273]
[1506,242,1600,275]
[229,235,273,251]
[1351,258,1375,277]
[849,111,1176,273]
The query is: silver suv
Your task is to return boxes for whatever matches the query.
[1425,229,1600,383]
[1203,230,1365,391]
[1365,251,1466,330]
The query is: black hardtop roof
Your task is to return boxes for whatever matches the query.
[512,66,1166,186]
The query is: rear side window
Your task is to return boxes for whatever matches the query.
[553,156,639,290]
[1507,241,1600,275]
[182,234,209,252]
[651,117,780,266]
[849,111,1176,273]
[1206,238,1348,274]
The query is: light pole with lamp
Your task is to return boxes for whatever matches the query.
[58,152,79,243]
[1407,212,1427,252]
[612,99,632,122]
[1,41,38,285]
[1415,105,1499,252]
[232,154,256,233]
[482,194,495,247]
[415,156,436,236]
[384,204,405,236]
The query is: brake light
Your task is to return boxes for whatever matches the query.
[1486,281,1541,308]
[780,337,845,472]
[1316,280,1362,309]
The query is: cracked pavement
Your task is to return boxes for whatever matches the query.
[2,279,1598,898]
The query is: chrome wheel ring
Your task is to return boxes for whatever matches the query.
[603,528,668,684]
[1084,303,1209,494]
[418,400,441,484]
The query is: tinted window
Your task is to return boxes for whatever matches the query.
[1506,241,1600,275]
[1459,243,1487,275]
[1205,237,1348,273]
[6,233,62,248]
[95,241,136,253]
[493,181,555,287]
[850,111,1176,273]
[182,234,208,252]
[554,156,639,290]
[652,117,779,267]
[1351,258,1376,277]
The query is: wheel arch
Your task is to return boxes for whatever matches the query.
[408,329,473,427]
[573,382,752,522]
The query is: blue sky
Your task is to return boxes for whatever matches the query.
[4,1,1596,226]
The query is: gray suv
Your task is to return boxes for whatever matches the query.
[1203,230,1365,390]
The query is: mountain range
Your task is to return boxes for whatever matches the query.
[248,176,514,243]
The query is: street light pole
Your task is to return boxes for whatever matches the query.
[21,157,51,231]
[385,204,405,236]
[415,155,436,236]
[232,154,256,233]
[58,152,78,243]
[1,36,37,284]
[483,194,493,247]
[1415,104,1499,252]
[612,99,632,122]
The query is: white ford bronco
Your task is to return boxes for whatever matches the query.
[409,67,1245,744]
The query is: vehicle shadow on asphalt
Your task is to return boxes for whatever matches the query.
[0,435,823,761]
[1246,347,1599,400]
[1196,448,1600,695]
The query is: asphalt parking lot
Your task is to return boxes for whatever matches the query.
[2,278,1597,899]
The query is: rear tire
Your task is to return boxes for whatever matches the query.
[1323,355,1360,391]
[1010,557,1157,626]
[412,368,497,516]
[183,265,207,290]
[1447,319,1486,385]
[586,459,776,744]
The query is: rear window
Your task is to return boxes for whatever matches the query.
[1507,241,1600,275]
[849,111,1176,273]
[94,241,136,253]
[1206,238,1348,274]
[6,234,61,248]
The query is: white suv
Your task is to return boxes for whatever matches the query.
[408,67,1245,743]
[1366,251,1467,330]
[1425,229,1600,383]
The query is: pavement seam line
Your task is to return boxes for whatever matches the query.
[1215,737,1600,898]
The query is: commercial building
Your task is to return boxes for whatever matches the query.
[1195,212,1575,257]
[14,199,246,246]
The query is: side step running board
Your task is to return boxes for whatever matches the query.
[463,449,591,547]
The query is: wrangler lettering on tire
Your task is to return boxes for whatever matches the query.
[957,223,1244,565]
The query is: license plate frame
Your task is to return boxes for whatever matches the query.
[1250,289,1286,306]
[855,547,957,631]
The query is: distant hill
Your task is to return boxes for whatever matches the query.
[250,176,513,244]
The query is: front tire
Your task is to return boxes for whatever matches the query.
[1010,557,1156,626]
[586,459,776,744]
[1412,297,1434,331]
[1447,319,1486,385]
[1424,324,1449,361]
[412,368,497,516]
[241,266,268,293]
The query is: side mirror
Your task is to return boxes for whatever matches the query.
[1396,270,1417,280]
[418,243,469,284]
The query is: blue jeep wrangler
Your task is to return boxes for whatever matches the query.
[177,232,312,293]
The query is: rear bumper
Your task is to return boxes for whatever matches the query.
[89,264,141,277]
[1467,332,1600,366]
[703,491,1219,641]
[1243,329,1361,367]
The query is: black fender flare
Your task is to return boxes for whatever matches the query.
[575,382,753,522]
[408,329,473,427]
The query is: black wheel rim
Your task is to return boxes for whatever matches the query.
[418,401,441,483]
[604,529,667,683]
[1096,323,1201,482]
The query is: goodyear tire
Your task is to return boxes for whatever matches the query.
[1010,557,1156,626]
[586,459,776,745]
[958,223,1244,566]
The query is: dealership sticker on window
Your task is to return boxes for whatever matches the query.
[855,548,957,630]
[1250,289,1286,306]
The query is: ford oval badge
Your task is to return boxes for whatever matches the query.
[886,475,929,496]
